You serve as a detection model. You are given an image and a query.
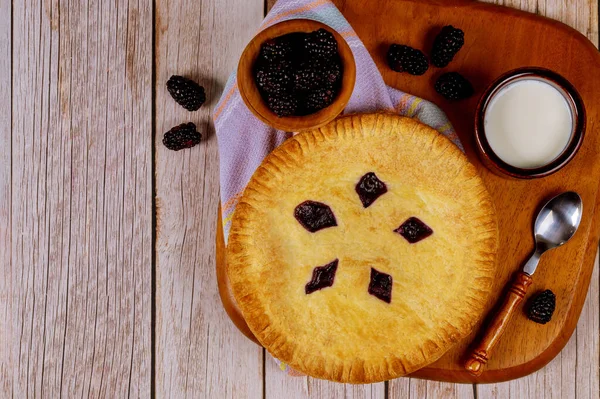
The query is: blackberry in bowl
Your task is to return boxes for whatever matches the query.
[237,19,356,132]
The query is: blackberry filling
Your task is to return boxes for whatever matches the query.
[294,200,337,232]
[305,259,339,294]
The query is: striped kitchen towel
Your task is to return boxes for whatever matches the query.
[214,0,462,244]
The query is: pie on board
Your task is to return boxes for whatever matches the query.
[227,113,498,383]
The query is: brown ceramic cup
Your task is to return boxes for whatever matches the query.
[475,67,585,179]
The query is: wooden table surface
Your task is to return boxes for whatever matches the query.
[1,0,598,397]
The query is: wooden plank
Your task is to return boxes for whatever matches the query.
[475,0,599,397]
[9,0,152,396]
[0,0,10,396]
[389,377,474,399]
[389,379,474,398]
[264,354,310,399]
[154,0,264,396]
[264,353,386,398]
[306,380,385,398]
[575,249,600,399]
[481,0,599,47]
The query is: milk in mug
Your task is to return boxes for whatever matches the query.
[484,79,573,169]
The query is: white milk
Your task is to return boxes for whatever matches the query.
[484,79,573,169]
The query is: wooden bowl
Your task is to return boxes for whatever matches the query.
[237,19,356,132]
[474,67,586,179]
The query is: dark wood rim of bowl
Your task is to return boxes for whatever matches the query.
[474,67,586,179]
[237,19,356,132]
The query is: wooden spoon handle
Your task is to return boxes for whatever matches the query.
[465,271,533,376]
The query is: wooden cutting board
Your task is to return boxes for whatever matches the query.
[216,0,600,383]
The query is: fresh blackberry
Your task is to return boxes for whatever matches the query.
[434,72,474,100]
[259,38,294,62]
[386,44,429,76]
[305,87,336,113]
[166,75,206,111]
[253,29,343,117]
[305,28,338,59]
[431,25,465,68]
[254,60,293,94]
[162,123,201,151]
[267,93,299,117]
[293,58,342,92]
[527,290,556,324]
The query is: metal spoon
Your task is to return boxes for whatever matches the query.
[465,191,583,376]
[522,191,583,275]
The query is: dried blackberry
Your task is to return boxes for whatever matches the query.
[162,123,201,151]
[305,28,338,59]
[431,25,465,68]
[254,60,294,95]
[527,290,556,324]
[166,76,206,111]
[434,72,474,101]
[293,58,342,92]
[386,44,429,76]
[266,92,299,117]
[304,87,336,113]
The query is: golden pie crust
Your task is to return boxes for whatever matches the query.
[227,113,498,383]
